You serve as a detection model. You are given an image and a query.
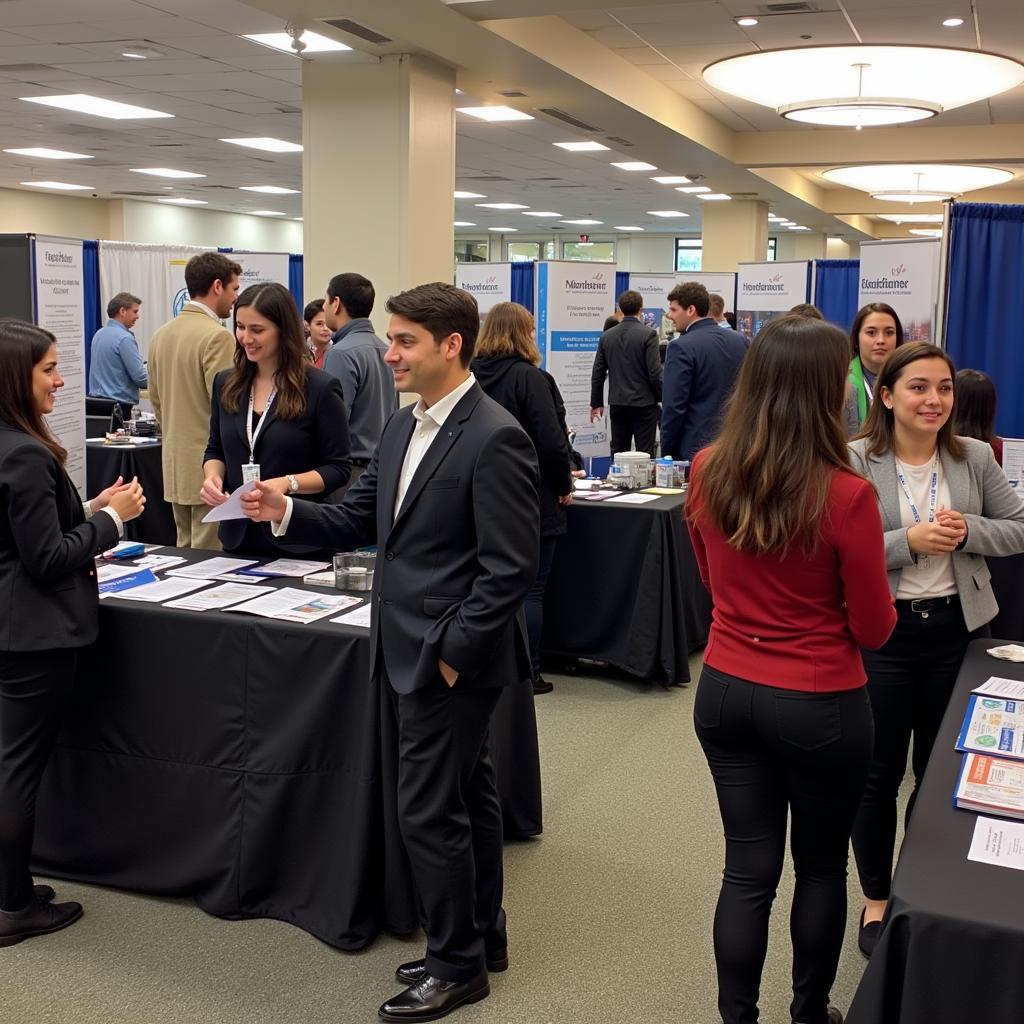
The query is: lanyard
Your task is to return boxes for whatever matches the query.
[864,379,873,403]
[896,455,939,525]
[246,385,276,463]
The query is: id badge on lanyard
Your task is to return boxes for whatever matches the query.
[244,386,275,484]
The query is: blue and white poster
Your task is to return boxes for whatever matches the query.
[858,238,940,342]
[629,272,737,337]
[535,261,616,456]
[735,260,811,340]
[455,262,512,315]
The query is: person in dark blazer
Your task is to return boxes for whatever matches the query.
[200,282,352,556]
[0,319,145,946]
[589,289,662,456]
[242,282,539,1024]
[661,280,748,462]
[471,301,573,695]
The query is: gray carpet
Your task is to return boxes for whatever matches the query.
[2,656,904,1024]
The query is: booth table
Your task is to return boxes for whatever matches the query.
[542,491,711,686]
[85,438,176,546]
[33,549,542,950]
[848,640,1024,1024]
[989,553,1024,642]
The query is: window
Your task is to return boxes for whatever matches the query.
[562,240,614,262]
[507,241,542,262]
[454,240,488,263]
[767,237,777,261]
[675,237,702,272]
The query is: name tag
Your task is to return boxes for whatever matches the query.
[241,462,261,483]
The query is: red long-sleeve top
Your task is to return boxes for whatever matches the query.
[686,453,896,692]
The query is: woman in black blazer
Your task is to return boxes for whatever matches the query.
[201,283,352,555]
[0,320,144,945]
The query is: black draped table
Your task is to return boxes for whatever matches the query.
[85,439,176,546]
[848,639,1024,1024]
[33,548,542,950]
[990,553,1024,642]
[542,491,711,686]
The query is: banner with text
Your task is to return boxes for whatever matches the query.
[231,251,291,293]
[455,262,513,314]
[736,260,811,340]
[34,235,86,491]
[629,272,737,337]
[858,238,941,342]
[535,261,616,456]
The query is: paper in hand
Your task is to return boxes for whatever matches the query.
[202,480,258,523]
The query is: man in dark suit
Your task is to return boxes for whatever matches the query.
[589,289,662,456]
[661,281,749,462]
[242,282,539,1023]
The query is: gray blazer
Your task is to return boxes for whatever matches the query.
[848,435,1024,631]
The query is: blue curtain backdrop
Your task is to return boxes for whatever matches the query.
[511,262,534,311]
[615,270,630,301]
[946,202,1024,438]
[83,239,102,386]
[813,259,860,332]
[288,254,304,309]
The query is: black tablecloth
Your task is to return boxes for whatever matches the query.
[848,639,1024,1024]
[85,439,176,546]
[542,492,711,686]
[33,549,542,950]
[990,553,1024,642]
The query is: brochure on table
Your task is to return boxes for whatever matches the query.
[858,237,940,343]
[454,262,513,314]
[629,272,737,339]
[735,260,811,341]
[956,694,1024,760]
[968,815,1024,871]
[955,753,1024,819]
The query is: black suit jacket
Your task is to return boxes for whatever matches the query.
[283,382,540,695]
[204,368,352,551]
[0,421,119,651]
[590,316,662,408]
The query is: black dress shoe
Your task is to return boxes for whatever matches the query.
[792,1006,843,1024]
[858,907,882,959]
[0,898,83,948]
[395,948,508,986]
[378,970,489,1022]
[532,674,553,695]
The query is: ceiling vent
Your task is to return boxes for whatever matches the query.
[550,184,586,188]
[497,90,527,98]
[461,175,513,182]
[527,177,562,181]
[756,1,820,12]
[111,190,163,197]
[604,136,635,147]
[537,108,602,132]
[322,18,392,45]
[0,63,54,75]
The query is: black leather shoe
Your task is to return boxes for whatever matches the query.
[532,674,553,695]
[395,948,508,986]
[792,1006,843,1024]
[858,908,882,959]
[379,970,489,1022]
[34,885,55,902]
[0,898,83,947]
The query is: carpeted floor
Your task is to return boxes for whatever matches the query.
[1,655,905,1024]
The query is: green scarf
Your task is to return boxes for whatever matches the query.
[848,356,868,424]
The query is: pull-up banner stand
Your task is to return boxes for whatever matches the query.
[858,237,941,342]
[455,262,513,314]
[628,272,737,338]
[735,260,811,340]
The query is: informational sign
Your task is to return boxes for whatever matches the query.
[231,251,291,291]
[33,235,86,491]
[735,260,811,340]
[629,272,737,337]
[454,262,513,314]
[858,238,941,342]
[534,261,616,456]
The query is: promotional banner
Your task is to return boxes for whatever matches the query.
[454,262,513,314]
[629,272,737,337]
[858,238,941,342]
[735,260,811,340]
[231,251,290,292]
[34,235,86,491]
[534,261,616,457]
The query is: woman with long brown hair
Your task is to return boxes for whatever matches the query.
[843,302,904,437]
[686,314,895,1024]
[0,319,144,945]
[848,343,1024,957]
[201,282,352,555]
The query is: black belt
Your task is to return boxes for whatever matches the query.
[351,458,370,467]
[895,594,959,616]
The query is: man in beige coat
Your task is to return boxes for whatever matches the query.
[148,252,241,548]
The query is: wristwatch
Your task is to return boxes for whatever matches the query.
[287,475,299,494]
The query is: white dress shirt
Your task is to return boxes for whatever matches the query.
[184,300,223,323]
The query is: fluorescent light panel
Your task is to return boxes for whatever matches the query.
[561,219,602,224]
[454,190,486,198]
[21,94,172,119]
[239,185,300,194]
[651,176,690,184]
[5,147,92,160]
[611,161,657,171]
[457,106,534,122]
[243,30,351,53]
[553,141,609,152]
[158,197,207,205]
[454,221,476,226]
[647,210,690,217]
[476,202,529,209]
[220,137,302,153]
[521,211,561,217]
[489,226,517,231]
[676,186,711,193]
[614,226,645,231]
[697,193,732,200]
[250,210,285,216]
[131,167,205,179]
[21,180,91,190]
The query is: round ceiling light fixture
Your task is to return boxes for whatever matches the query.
[821,164,1014,202]
[702,45,1024,128]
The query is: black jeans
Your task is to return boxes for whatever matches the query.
[0,648,77,911]
[852,598,981,901]
[694,666,874,1024]
[525,536,557,676]
[609,404,659,457]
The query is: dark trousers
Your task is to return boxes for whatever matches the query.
[524,536,557,676]
[0,648,77,911]
[609,404,659,457]
[694,666,874,1024]
[852,599,979,901]
[392,676,505,982]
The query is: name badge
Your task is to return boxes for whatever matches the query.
[241,462,261,483]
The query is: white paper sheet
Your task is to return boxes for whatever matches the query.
[97,563,143,583]
[237,558,331,577]
[106,577,211,603]
[225,587,361,623]
[331,603,372,628]
[974,677,1024,701]
[604,493,661,505]
[968,816,1024,870]
[132,555,186,572]
[163,582,274,611]
[201,480,258,523]
[167,557,258,580]
[1002,438,1024,482]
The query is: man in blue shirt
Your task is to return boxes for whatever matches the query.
[88,292,146,413]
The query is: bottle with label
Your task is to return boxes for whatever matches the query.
[655,457,676,488]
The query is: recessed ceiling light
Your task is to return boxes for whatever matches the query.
[553,141,609,152]
[611,161,658,171]
[251,210,286,216]
[121,52,148,60]
[942,17,965,28]
[4,147,92,160]
[243,31,351,54]
[561,219,603,225]
[21,180,92,190]
[697,193,732,200]
[158,197,208,205]
[454,221,477,226]
[457,106,534,122]
[676,186,711,193]
[239,185,301,194]
[651,176,691,184]
[454,190,486,199]
[476,202,529,209]
[789,225,811,230]
[736,17,759,27]
[613,226,645,231]
[489,226,518,231]
[910,228,943,236]
[21,94,173,119]
[521,211,562,217]
[779,221,797,226]
[220,137,302,153]
[877,213,944,224]
[131,167,205,179]
[767,214,785,221]
[120,45,164,59]
[647,211,690,217]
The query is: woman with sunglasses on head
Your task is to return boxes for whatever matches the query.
[843,303,904,437]
[0,319,145,946]
[848,342,1024,958]
[686,314,896,1024]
